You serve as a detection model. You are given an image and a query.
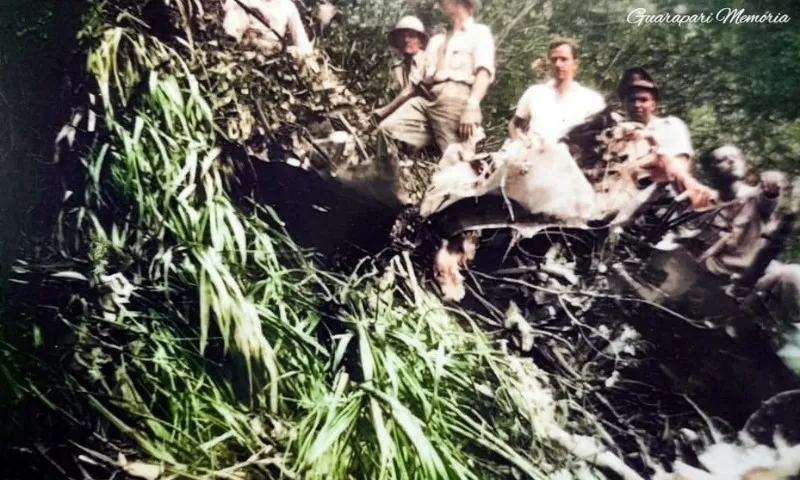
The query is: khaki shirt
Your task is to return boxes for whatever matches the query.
[424,17,495,85]
[223,0,312,55]
[391,51,426,90]
[646,115,694,159]
[514,80,606,143]
[703,189,780,277]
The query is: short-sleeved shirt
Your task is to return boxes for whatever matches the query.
[646,115,694,159]
[223,0,312,55]
[514,80,605,143]
[391,51,426,90]
[424,17,495,86]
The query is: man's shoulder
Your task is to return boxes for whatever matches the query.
[656,114,687,125]
[575,82,604,100]
[428,32,446,45]
[528,82,552,93]
[657,115,691,132]
[518,83,549,100]
[470,22,493,34]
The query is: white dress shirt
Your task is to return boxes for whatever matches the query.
[646,115,694,158]
[424,17,496,86]
[514,80,605,143]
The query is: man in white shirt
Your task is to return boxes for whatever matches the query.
[617,67,713,207]
[378,0,495,152]
[509,38,606,146]
[222,0,312,57]
[618,67,694,160]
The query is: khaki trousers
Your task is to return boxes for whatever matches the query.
[378,82,472,151]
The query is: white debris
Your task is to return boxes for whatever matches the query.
[657,435,800,480]
[604,370,620,388]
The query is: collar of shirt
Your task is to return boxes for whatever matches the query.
[448,16,475,33]
[392,51,423,69]
[544,79,584,97]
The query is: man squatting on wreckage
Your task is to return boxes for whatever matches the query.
[508,38,606,147]
[372,16,429,124]
[377,0,495,153]
[222,0,313,57]
[703,145,800,338]
[615,68,714,208]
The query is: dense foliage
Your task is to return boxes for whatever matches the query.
[0,1,589,478]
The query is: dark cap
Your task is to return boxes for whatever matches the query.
[617,67,659,100]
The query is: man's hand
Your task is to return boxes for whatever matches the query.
[372,84,415,125]
[760,170,787,198]
[683,178,716,208]
[371,106,390,124]
[459,103,482,141]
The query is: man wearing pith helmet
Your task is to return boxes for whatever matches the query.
[389,15,428,91]
[378,0,495,151]
[373,16,429,123]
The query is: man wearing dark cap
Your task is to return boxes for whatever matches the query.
[619,67,694,161]
[617,67,713,207]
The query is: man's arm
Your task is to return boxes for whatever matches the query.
[508,116,529,140]
[757,170,786,219]
[659,117,695,159]
[373,85,416,123]
[222,0,249,41]
[286,2,312,56]
[458,26,496,140]
[507,86,533,142]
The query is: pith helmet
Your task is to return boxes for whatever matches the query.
[618,67,660,101]
[388,16,428,50]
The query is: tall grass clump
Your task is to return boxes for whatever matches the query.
[1,1,588,478]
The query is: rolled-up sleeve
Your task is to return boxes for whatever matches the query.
[286,2,312,54]
[514,87,533,120]
[473,25,496,81]
[222,0,248,40]
[661,117,694,158]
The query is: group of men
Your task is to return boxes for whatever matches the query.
[373,1,798,335]
[220,0,799,337]
[375,1,691,160]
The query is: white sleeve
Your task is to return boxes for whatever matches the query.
[514,87,534,120]
[473,25,496,82]
[423,34,443,80]
[662,117,695,158]
[286,2,312,55]
[587,89,606,116]
[222,0,249,40]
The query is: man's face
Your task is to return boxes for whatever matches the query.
[398,30,423,55]
[548,44,577,83]
[714,154,747,180]
[625,89,657,123]
[438,0,458,17]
